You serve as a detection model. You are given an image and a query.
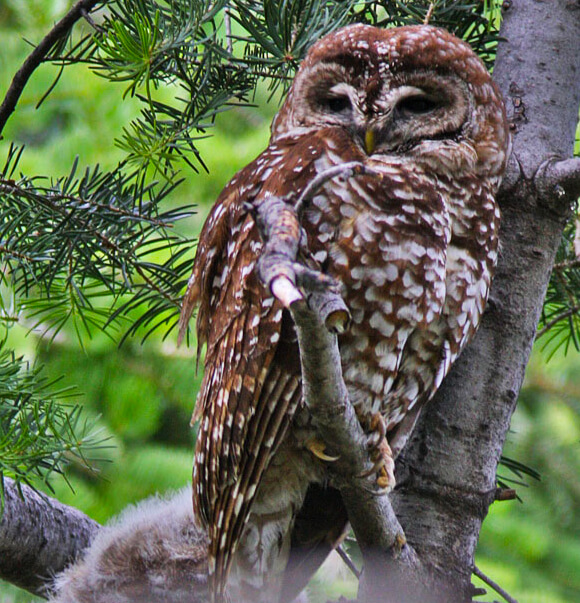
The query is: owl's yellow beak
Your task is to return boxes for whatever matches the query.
[364,129,376,155]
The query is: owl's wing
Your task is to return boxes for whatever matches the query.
[195,230,302,601]
[385,200,500,456]
[180,139,326,602]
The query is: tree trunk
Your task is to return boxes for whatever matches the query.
[389,1,580,601]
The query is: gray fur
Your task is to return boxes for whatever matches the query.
[48,488,208,603]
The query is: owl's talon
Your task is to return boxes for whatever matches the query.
[306,437,340,462]
[357,412,395,492]
[377,473,391,490]
[369,412,386,438]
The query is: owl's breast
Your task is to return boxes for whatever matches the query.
[300,159,451,413]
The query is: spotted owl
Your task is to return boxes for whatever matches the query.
[179,22,510,603]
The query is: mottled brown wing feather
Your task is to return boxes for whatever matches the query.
[191,217,299,600]
[181,139,327,601]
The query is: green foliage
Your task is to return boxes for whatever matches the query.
[0,345,108,511]
[231,0,360,78]
[538,218,580,358]
[475,349,580,602]
[91,0,249,176]
[73,0,371,176]
[1,146,196,343]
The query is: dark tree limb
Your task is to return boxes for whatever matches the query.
[391,1,580,601]
[0,478,100,599]
[0,0,102,137]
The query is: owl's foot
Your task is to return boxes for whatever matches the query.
[372,438,395,492]
[359,412,396,493]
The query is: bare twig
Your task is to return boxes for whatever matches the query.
[81,7,105,33]
[253,191,351,331]
[473,565,519,603]
[494,487,517,502]
[256,162,381,331]
[336,544,361,579]
[294,161,380,216]
[224,3,233,54]
[424,2,436,25]
[552,259,580,271]
[0,0,101,137]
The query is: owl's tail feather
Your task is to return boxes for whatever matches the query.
[208,538,234,603]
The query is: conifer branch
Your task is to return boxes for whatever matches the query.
[536,305,580,340]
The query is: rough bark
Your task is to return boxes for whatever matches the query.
[391,1,580,601]
[0,478,100,598]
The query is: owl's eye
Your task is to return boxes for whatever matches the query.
[397,96,440,116]
[320,95,352,114]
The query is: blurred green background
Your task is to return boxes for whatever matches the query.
[0,2,579,602]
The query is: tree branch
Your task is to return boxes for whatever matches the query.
[0,478,99,598]
[536,305,580,340]
[473,565,518,603]
[0,0,102,137]
[536,157,580,207]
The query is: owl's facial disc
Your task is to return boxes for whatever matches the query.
[287,62,367,133]
[293,60,472,158]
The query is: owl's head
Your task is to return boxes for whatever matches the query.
[271,24,510,179]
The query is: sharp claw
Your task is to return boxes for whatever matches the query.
[377,466,392,491]
[369,412,386,438]
[356,412,396,492]
[307,437,339,462]
[377,477,391,490]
